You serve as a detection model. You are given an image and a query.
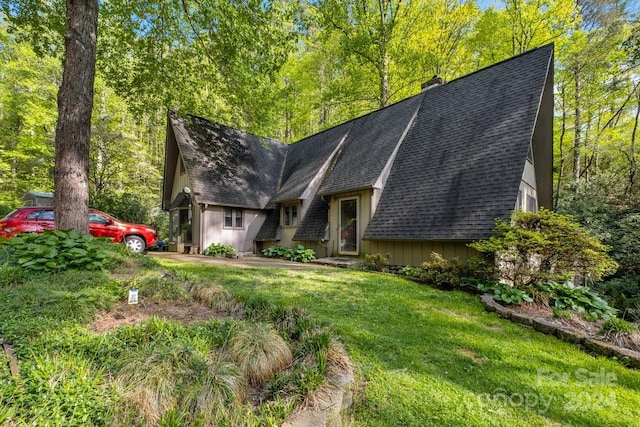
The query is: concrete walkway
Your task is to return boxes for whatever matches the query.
[148,251,334,270]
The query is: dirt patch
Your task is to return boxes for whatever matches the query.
[91,300,220,333]
[457,348,485,364]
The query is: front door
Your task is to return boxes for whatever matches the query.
[339,198,358,255]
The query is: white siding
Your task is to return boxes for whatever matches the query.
[517,159,538,212]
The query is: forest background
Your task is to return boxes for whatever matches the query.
[1,0,640,313]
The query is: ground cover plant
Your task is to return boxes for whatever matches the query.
[203,242,235,256]
[262,245,316,262]
[156,257,640,426]
[0,236,347,426]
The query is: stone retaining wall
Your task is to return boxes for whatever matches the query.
[480,294,640,369]
[282,363,354,427]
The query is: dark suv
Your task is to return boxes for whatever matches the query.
[0,207,158,253]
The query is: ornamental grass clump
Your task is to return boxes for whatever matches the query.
[114,343,246,426]
[599,317,640,351]
[189,282,239,313]
[227,322,292,387]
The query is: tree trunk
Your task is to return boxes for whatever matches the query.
[573,69,581,196]
[379,53,389,108]
[628,88,640,195]
[53,0,98,234]
[554,85,567,209]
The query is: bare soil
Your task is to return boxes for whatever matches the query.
[91,300,218,333]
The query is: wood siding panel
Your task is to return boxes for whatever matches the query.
[201,207,266,252]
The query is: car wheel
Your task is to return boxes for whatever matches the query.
[124,235,146,253]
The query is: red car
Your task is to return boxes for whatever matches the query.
[0,207,158,253]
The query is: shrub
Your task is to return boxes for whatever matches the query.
[470,209,618,289]
[398,253,496,290]
[592,276,640,320]
[0,230,112,272]
[420,252,463,287]
[203,243,235,256]
[363,253,389,272]
[537,281,617,320]
[262,245,316,263]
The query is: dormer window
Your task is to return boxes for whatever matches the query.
[283,204,298,226]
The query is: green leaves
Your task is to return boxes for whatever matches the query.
[0,230,111,272]
[477,282,534,305]
[262,245,316,263]
[203,243,235,256]
[537,280,617,320]
[470,208,618,288]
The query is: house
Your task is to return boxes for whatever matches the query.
[162,44,553,266]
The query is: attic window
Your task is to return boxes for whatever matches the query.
[224,207,243,229]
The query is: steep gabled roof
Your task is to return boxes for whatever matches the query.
[271,122,352,203]
[318,94,423,196]
[168,111,287,209]
[293,197,329,241]
[364,44,554,241]
[254,208,281,241]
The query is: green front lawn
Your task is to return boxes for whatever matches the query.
[159,259,640,426]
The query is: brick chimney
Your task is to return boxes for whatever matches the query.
[421,75,445,91]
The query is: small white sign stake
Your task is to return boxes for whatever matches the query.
[128,287,139,305]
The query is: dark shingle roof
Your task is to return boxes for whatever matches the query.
[293,197,329,241]
[169,112,287,209]
[271,122,352,203]
[255,208,281,241]
[318,94,423,195]
[364,44,553,241]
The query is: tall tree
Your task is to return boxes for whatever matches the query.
[53,0,98,233]
[313,0,404,108]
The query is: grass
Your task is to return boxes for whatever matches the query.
[0,247,343,426]
[156,259,640,427]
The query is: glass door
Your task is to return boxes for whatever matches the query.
[339,198,358,255]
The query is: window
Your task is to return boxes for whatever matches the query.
[526,195,538,213]
[516,190,523,211]
[26,210,44,219]
[89,212,109,224]
[224,207,243,229]
[283,204,298,226]
[40,210,54,220]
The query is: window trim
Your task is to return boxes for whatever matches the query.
[224,207,244,230]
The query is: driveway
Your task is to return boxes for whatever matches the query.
[148,251,334,270]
